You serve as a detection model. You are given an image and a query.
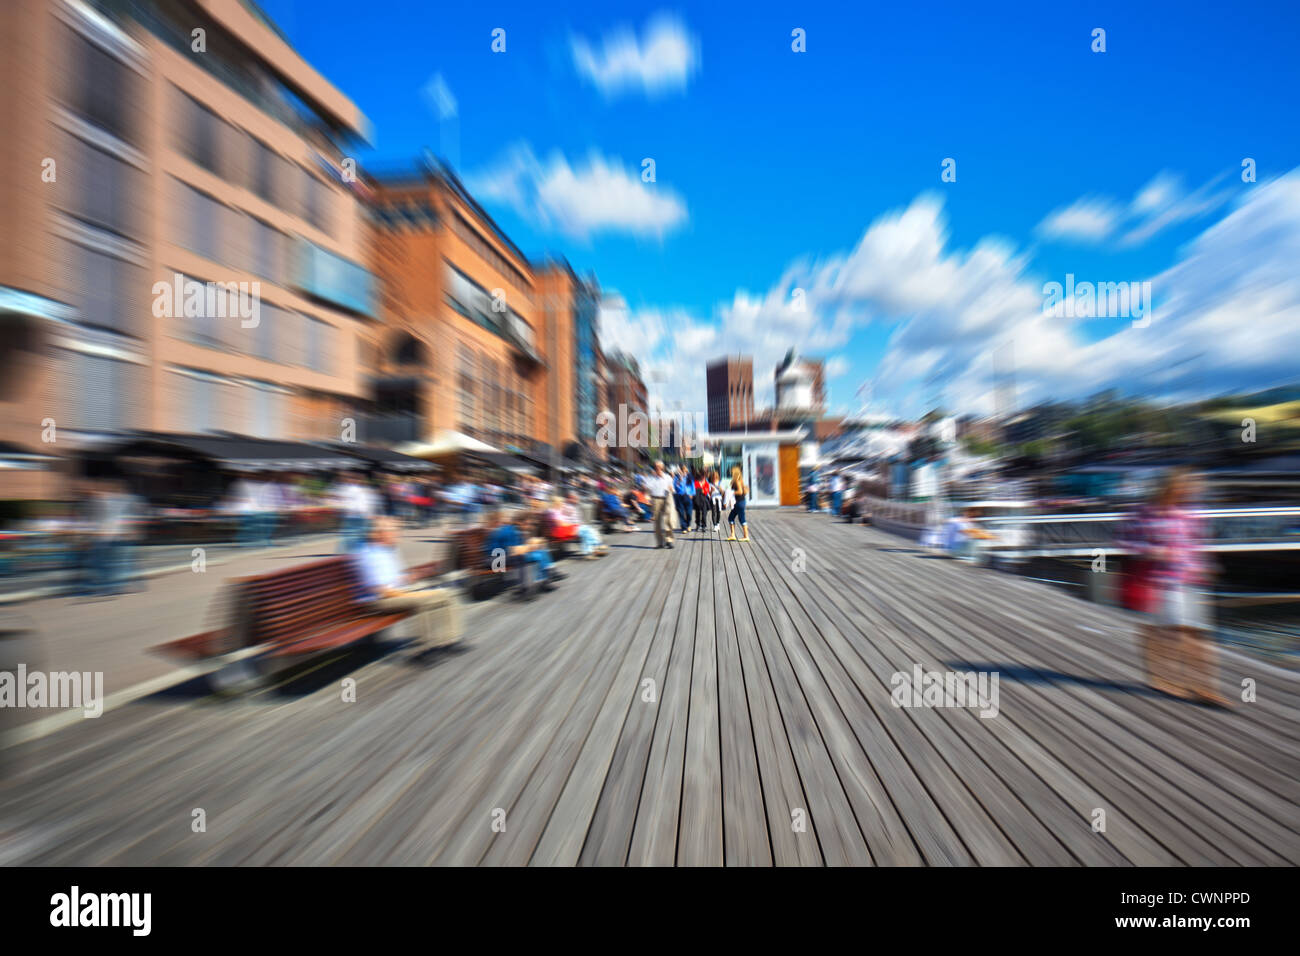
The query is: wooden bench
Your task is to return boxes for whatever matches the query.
[453,527,508,599]
[451,525,555,599]
[154,555,449,679]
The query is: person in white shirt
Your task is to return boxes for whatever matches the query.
[228,473,271,548]
[354,517,462,648]
[829,473,846,516]
[644,460,676,549]
[332,473,376,552]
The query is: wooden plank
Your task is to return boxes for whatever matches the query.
[527,540,683,865]
[712,528,774,866]
[758,516,1117,865]
[829,517,1298,864]
[626,535,702,865]
[578,536,698,864]
[718,524,821,865]
[724,528,875,865]
[677,530,725,865]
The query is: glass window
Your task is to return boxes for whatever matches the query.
[77,139,136,237]
[69,31,132,143]
[69,351,128,432]
[252,139,276,202]
[76,244,142,337]
[175,181,222,263]
[175,92,220,173]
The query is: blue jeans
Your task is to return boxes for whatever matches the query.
[238,512,276,547]
[577,526,601,555]
[831,491,843,515]
[728,497,747,528]
[524,547,554,581]
[84,538,128,594]
[675,492,692,529]
[339,514,369,552]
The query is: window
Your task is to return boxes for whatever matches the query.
[76,139,136,237]
[221,122,247,187]
[305,316,331,373]
[250,218,278,279]
[68,351,130,432]
[76,243,142,337]
[174,180,222,263]
[251,139,277,202]
[224,205,250,274]
[457,345,477,433]
[296,166,315,222]
[297,239,373,314]
[302,170,330,233]
[248,382,283,438]
[255,303,282,361]
[69,31,132,143]
[176,92,220,173]
[187,373,220,433]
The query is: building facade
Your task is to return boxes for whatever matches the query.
[706,356,754,433]
[774,350,826,421]
[366,162,541,454]
[1,0,376,500]
[535,259,601,462]
[604,350,649,469]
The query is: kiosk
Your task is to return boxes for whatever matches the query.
[698,429,808,507]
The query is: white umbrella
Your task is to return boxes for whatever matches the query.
[394,430,500,459]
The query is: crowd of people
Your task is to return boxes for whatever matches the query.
[5,457,1229,710]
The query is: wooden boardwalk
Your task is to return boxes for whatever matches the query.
[2,510,1298,865]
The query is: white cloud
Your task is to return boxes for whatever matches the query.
[879,170,1300,415]
[1035,197,1122,242]
[421,73,457,120]
[1118,171,1232,247]
[1036,169,1234,248]
[467,145,687,240]
[621,169,1300,423]
[572,15,699,99]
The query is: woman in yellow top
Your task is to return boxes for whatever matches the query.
[726,465,750,542]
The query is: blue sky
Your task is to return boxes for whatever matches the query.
[261,0,1300,418]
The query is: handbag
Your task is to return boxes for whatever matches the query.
[1121,557,1158,613]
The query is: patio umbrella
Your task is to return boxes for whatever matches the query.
[394,429,501,459]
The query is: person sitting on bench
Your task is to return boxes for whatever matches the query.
[560,492,608,559]
[484,507,565,595]
[599,488,636,532]
[354,517,462,647]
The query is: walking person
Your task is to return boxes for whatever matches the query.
[673,464,693,532]
[693,468,712,532]
[720,473,736,537]
[830,472,845,517]
[708,469,724,532]
[725,464,750,542]
[1120,468,1227,707]
[646,460,675,549]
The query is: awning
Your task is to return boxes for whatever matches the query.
[313,441,436,473]
[0,441,56,471]
[465,450,537,475]
[83,432,365,472]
